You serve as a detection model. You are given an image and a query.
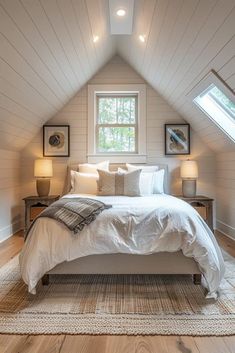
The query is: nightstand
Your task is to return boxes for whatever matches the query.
[23,195,60,236]
[174,195,214,232]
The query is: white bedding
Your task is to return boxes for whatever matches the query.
[20,194,225,297]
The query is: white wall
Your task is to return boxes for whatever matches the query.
[118,0,235,153]
[216,152,235,239]
[0,149,21,242]
[21,56,216,210]
[0,0,115,152]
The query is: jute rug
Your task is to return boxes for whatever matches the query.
[0,251,235,335]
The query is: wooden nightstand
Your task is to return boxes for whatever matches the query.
[174,195,214,232]
[23,195,60,236]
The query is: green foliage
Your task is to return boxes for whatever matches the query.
[98,96,136,124]
[210,86,235,118]
[98,127,135,152]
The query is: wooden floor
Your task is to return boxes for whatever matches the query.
[0,230,234,353]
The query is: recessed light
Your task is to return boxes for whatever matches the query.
[116,8,126,17]
[139,35,145,43]
[93,36,99,43]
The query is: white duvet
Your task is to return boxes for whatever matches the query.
[20,194,225,297]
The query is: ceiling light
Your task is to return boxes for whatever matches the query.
[116,8,126,17]
[139,35,145,43]
[93,36,99,43]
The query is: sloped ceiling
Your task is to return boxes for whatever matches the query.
[0,0,115,150]
[117,0,235,152]
[0,0,235,152]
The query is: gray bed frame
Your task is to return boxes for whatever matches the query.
[43,164,201,285]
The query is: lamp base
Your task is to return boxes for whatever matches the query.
[182,179,196,198]
[36,178,50,197]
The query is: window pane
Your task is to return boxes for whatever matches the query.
[98,96,136,124]
[98,97,117,124]
[97,127,136,152]
[193,83,235,141]
[209,85,235,119]
[117,97,136,123]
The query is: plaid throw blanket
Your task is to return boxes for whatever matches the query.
[26,198,112,238]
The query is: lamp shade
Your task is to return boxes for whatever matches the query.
[34,159,53,178]
[180,160,198,179]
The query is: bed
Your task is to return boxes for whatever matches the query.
[20,164,225,298]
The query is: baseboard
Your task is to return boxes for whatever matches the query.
[0,221,22,243]
[216,220,235,241]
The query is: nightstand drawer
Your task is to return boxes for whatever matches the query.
[173,195,214,232]
[194,206,207,220]
[30,206,47,221]
[23,195,60,238]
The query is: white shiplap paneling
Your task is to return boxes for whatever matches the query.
[0,0,235,152]
[21,56,216,208]
[0,0,115,151]
[118,0,235,152]
[216,152,235,239]
[1,0,235,240]
[0,149,21,242]
[1,0,234,153]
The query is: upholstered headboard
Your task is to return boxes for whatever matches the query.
[63,163,169,195]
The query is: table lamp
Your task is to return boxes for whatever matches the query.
[34,159,53,197]
[180,160,198,197]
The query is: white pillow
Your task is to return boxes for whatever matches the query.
[126,164,164,194]
[79,161,109,174]
[118,168,154,195]
[126,163,159,173]
[139,173,155,195]
[70,171,98,194]
[153,169,165,194]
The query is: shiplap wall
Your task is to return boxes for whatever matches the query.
[216,152,235,239]
[21,56,215,206]
[0,0,234,156]
[0,0,114,151]
[118,0,235,152]
[0,149,21,242]
[0,0,234,239]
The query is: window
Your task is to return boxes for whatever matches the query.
[188,71,235,142]
[205,85,235,119]
[88,84,146,163]
[96,95,137,153]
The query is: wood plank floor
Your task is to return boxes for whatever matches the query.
[0,230,234,353]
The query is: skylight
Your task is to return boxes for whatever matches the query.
[189,71,235,142]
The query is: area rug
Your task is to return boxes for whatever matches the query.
[0,251,235,335]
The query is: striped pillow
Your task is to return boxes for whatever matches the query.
[97,169,141,196]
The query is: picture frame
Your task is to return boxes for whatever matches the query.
[43,125,70,157]
[165,124,190,155]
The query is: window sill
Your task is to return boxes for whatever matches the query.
[87,154,147,163]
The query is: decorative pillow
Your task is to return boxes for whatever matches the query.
[126,163,159,173]
[97,169,141,196]
[70,171,98,194]
[78,161,109,174]
[153,169,165,194]
[118,168,154,195]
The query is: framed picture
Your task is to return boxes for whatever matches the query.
[43,125,70,157]
[165,124,190,155]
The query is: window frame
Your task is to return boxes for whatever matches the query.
[88,84,146,163]
[187,70,235,143]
